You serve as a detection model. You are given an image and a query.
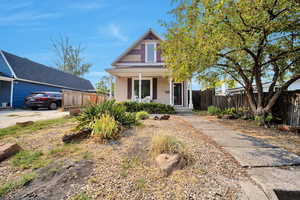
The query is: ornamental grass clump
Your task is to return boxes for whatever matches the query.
[76,100,137,130]
[91,113,120,141]
[150,135,186,158]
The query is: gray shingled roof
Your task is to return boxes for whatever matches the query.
[2,50,94,91]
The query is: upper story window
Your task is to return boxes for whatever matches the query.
[145,43,156,63]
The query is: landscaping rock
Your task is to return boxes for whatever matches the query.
[16,121,34,127]
[0,143,22,162]
[153,115,170,120]
[278,125,291,132]
[69,108,82,116]
[160,115,170,120]
[155,153,186,176]
[62,129,91,143]
[222,115,237,120]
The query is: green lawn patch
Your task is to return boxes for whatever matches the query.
[0,172,36,197]
[70,192,91,200]
[0,117,74,139]
[11,150,47,169]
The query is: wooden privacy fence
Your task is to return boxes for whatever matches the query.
[62,90,107,109]
[194,89,300,126]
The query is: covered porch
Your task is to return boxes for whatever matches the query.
[0,75,13,109]
[106,67,193,109]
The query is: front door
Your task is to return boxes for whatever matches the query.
[173,83,182,105]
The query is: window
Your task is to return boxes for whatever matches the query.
[133,79,151,98]
[146,43,156,63]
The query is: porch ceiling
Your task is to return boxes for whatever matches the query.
[106,67,170,77]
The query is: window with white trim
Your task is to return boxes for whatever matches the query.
[132,78,153,99]
[145,43,156,63]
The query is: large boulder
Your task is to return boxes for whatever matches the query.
[155,153,187,176]
[0,143,22,162]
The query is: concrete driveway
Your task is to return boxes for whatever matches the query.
[0,109,69,129]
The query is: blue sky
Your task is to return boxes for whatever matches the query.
[0,0,200,89]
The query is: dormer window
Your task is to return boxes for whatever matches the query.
[145,43,156,63]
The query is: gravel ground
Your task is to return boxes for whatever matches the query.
[0,116,250,200]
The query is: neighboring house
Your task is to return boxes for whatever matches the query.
[0,50,94,108]
[225,81,300,95]
[106,29,193,109]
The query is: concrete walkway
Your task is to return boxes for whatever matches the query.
[177,113,300,200]
[0,109,69,129]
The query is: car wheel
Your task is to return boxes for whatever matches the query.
[49,102,57,110]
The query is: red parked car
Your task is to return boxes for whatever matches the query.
[25,92,62,110]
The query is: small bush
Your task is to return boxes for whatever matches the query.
[207,106,221,115]
[121,102,176,114]
[0,172,36,197]
[11,150,45,169]
[91,113,120,141]
[136,111,149,120]
[150,135,185,158]
[76,100,137,130]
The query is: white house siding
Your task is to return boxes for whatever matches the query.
[115,77,128,102]
[154,77,169,104]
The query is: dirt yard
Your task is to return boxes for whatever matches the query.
[202,115,300,156]
[0,116,250,200]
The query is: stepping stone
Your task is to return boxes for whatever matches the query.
[224,147,300,167]
[0,143,22,162]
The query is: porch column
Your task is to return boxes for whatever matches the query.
[169,78,173,106]
[189,80,193,109]
[138,73,142,103]
[109,76,113,99]
[10,80,14,108]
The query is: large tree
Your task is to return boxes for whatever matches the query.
[162,0,300,120]
[96,75,114,95]
[52,36,92,76]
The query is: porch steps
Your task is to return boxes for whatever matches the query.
[174,106,193,113]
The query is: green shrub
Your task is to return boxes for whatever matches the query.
[11,150,45,169]
[76,100,137,130]
[136,111,149,120]
[121,102,175,114]
[207,106,221,115]
[91,113,120,141]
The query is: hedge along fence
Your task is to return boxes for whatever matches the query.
[62,90,108,110]
[194,89,300,127]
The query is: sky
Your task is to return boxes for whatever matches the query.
[0,0,200,89]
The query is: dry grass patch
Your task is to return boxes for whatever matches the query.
[150,134,186,158]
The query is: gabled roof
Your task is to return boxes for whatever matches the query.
[111,28,163,66]
[1,50,94,91]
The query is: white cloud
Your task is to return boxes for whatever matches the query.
[0,1,33,11]
[0,11,61,26]
[69,1,107,10]
[100,23,128,42]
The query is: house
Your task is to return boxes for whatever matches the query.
[106,29,193,109]
[0,50,94,108]
[224,80,300,95]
